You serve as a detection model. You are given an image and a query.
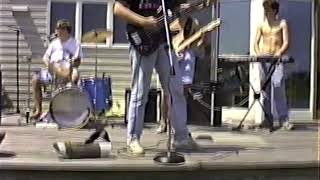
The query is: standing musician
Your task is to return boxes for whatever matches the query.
[254,0,294,130]
[31,19,83,120]
[157,16,206,133]
[114,0,215,155]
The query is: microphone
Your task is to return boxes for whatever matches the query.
[47,33,57,41]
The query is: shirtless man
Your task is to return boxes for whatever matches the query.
[254,0,294,130]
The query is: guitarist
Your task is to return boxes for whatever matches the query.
[157,16,202,133]
[157,16,214,133]
[114,0,215,155]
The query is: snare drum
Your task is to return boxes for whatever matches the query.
[49,86,92,129]
[81,77,112,112]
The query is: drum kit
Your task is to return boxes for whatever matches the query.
[39,29,113,129]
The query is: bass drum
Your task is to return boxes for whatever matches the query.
[49,86,92,129]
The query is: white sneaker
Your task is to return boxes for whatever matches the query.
[282,121,294,131]
[173,137,199,151]
[156,124,167,134]
[127,139,145,155]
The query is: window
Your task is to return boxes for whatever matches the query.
[217,0,251,107]
[279,0,313,108]
[49,0,111,45]
[50,2,76,35]
[113,14,128,44]
[219,0,250,55]
[81,3,108,43]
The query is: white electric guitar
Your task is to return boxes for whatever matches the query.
[175,18,221,54]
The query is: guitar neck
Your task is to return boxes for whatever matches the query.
[175,19,220,53]
[175,29,203,53]
[176,0,211,15]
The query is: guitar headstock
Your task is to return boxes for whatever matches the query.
[197,0,217,9]
[178,0,215,16]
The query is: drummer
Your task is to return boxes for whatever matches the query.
[31,19,83,120]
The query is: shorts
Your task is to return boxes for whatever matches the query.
[37,69,53,85]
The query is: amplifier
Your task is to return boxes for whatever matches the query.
[124,88,161,123]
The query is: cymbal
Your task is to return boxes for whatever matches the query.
[82,29,113,43]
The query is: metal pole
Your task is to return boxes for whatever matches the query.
[0,70,2,124]
[16,30,20,113]
[210,2,220,126]
[26,56,31,124]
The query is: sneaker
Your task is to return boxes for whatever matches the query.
[127,139,145,155]
[259,119,273,129]
[173,137,199,151]
[156,124,167,134]
[282,121,294,131]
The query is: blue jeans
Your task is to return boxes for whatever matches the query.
[260,62,289,123]
[127,44,190,142]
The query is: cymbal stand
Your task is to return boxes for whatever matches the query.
[15,29,20,114]
[93,31,98,122]
[25,56,32,124]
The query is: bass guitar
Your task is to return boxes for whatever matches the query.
[127,0,214,56]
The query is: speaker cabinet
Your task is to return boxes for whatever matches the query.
[124,88,161,123]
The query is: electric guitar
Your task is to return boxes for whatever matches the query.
[174,19,221,54]
[127,0,214,56]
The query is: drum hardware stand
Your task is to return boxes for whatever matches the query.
[23,56,32,124]
[91,30,105,129]
[89,30,99,124]
[154,0,185,165]
[18,56,44,125]
[231,59,280,132]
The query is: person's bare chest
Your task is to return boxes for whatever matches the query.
[261,23,283,37]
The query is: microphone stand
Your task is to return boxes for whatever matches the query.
[6,26,21,115]
[15,29,21,114]
[0,70,2,124]
[153,0,185,165]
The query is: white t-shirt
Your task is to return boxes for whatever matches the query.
[43,37,83,63]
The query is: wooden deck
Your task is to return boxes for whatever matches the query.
[0,115,319,180]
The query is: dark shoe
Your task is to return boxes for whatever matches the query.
[30,112,42,121]
[259,119,273,128]
[172,137,199,151]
